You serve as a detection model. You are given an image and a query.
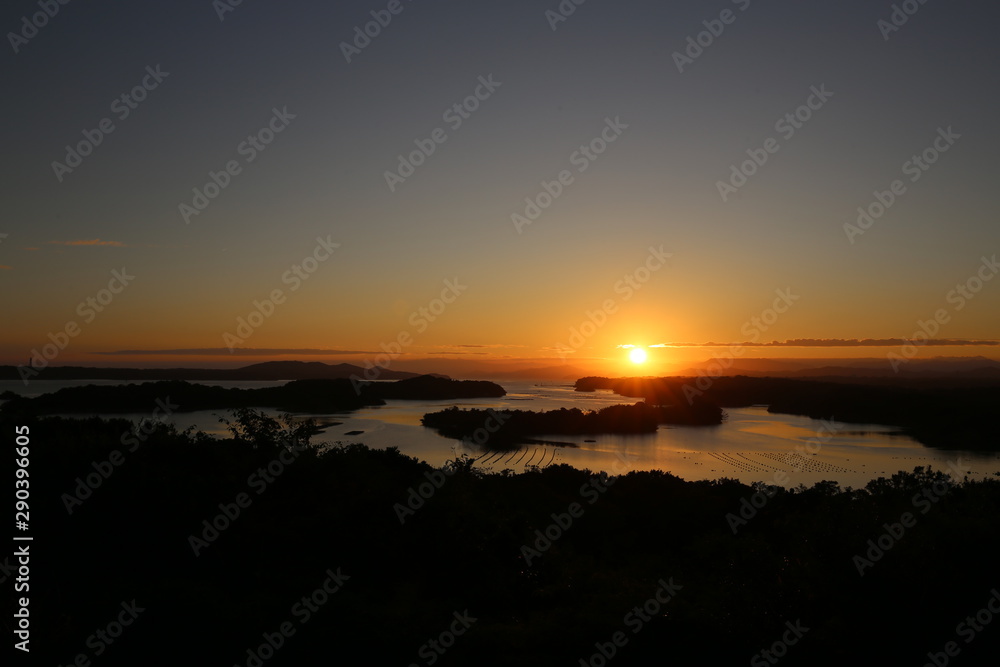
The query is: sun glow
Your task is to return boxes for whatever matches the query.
[629,347,647,364]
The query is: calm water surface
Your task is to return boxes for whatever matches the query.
[5,379,998,488]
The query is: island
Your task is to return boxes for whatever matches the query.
[422,398,723,449]
[575,375,1000,450]
[0,375,506,417]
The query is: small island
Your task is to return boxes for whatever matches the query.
[422,398,723,449]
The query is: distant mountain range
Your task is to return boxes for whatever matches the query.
[679,356,1000,379]
[0,361,431,382]
[461,364,588,381]
[4,356,998,384]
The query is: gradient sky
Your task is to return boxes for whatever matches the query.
[2,0,998,375]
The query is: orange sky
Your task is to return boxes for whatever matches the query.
[3,1,998,376]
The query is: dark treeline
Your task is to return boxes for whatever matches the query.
[0,375,505,417]
[2,379,376,415]
[8,411,999,666]
[575,375,1000,450]
[422,400,723,448]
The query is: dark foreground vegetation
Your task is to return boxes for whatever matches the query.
[0,375,505,416]
[576,375,1000,450]
[422,399,724,448]
[7,411,999,666]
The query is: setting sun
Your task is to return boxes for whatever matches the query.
[629,347,647,364]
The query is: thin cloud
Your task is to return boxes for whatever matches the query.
[432,344,528,349]
[443,352,491,355]
[97,348,376,356]
[650,338,1000,347]
[0,265,11,270]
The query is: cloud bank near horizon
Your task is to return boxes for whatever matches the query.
[645,339,1000,348]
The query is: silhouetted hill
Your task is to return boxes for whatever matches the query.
[0,379,381,415]
[0,360,427,381]
[0,376,505,416]
[462,364,588,380]
[363,375,506,400]
[967,366,1000,379]
[576,376,1000,450]
[230,360,434,381]
[681,356,1000,379]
